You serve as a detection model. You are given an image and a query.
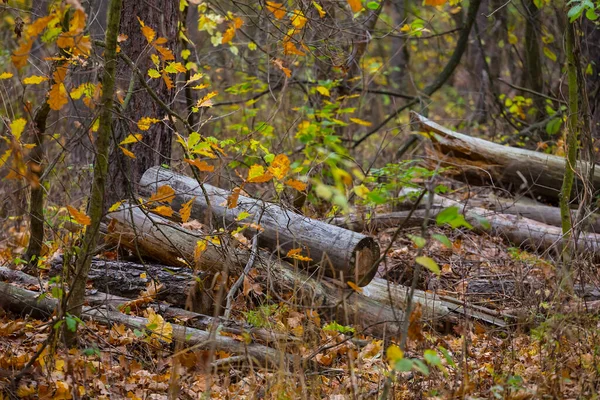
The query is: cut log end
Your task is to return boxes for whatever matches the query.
[352,237,380,286]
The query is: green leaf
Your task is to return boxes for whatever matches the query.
[394,358,413,372]
[436,206,458,225]
[366,1,380,9]
[432,233,452,248]
[148,69,161,78]
[407,234,427,249]
[415,256,441,275]
[424,349,442,366]
[412,359,430,375]
[66,315,78,332]
[323,321,355,334]
[438,346,456,367]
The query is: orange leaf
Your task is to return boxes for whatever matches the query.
[266,2,286,19]
[149,185,175,204]
[284,179,307,191]
[12,39,33,69]
[48,83,68,110]
[282,40,305,56]
[67,205,91,226]
[268,154,290,180]
[196,91,218,108]
[161,72,173,89]
[184,158,214,172]
[138,17,156,43]
[347,281,363,293]
[153,44,175,61]
[272,58,291,77]
[287,248,312,262]
[424,0,447,5]
[227,187,241,209]
[179,197,196,223]
[347,0,363,12]
[119,146,136,159]
[152,205,174,217]
[221,26,235,44]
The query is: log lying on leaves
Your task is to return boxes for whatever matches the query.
[105,203,511,332]
[335,198,600,258]
[0,266,294,346]
[50,257,207,308]
[0,281,286,368]
[139,166,380,286]
[394,188,600,233]
[411,111,600,201]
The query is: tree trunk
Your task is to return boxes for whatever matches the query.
[521,0,545,122]
[65,0,122,346]
[106,0,178,211]
[139,166,381,286]
[412,112,600,202]
[24,102,51,272]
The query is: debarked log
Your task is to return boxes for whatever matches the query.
[139,166,380,286]
[411,111,600,202]
[104,204,510,333]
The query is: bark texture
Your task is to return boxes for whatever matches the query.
[106,0,178,210]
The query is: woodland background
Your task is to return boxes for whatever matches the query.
[1,0,600,398]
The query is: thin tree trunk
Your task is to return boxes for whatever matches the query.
[522,0,545,121]
[106,0,178,211]
[24,102,51,272]
[65,0,122,345]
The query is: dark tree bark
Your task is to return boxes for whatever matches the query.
[106,0,179,211]
[521,0,545,121]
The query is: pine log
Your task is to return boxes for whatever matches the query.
[411,111,600,201]
[138,166,380,286]
[0,281,286,368]
[104,203,511,332]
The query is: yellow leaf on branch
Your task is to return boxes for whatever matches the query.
[149,185,176,204]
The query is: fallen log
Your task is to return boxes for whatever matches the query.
[411,111,600,202]
[394,188,600,233]
[105,203,510,332]
[0,281,286,369]
[333,200,600,259]
[139,166,380,286]
[0,266,294,346]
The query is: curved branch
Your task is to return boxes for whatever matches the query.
[353,0,483,148]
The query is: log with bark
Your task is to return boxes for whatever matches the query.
[0,281,286,369]
[411,111,600,202]
[394,188,600,233]
[138,166,380,286]
[0,266,294,346]
[335,199,600,259]
[104,202,512,333]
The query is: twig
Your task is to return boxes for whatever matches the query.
[223,233,260,320]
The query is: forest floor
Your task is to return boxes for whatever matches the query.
[1,183,600,399]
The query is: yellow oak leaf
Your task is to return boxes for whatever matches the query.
[137,117,161,131]
[0,72,14,80]
[145,308,173,343]
[313,2,326,17]
[10,118,27,140]
[291,10,307,29]
[119,133,142,145]
[23,75,49,85]
[196,91,218,108]
[67,205,91,226]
